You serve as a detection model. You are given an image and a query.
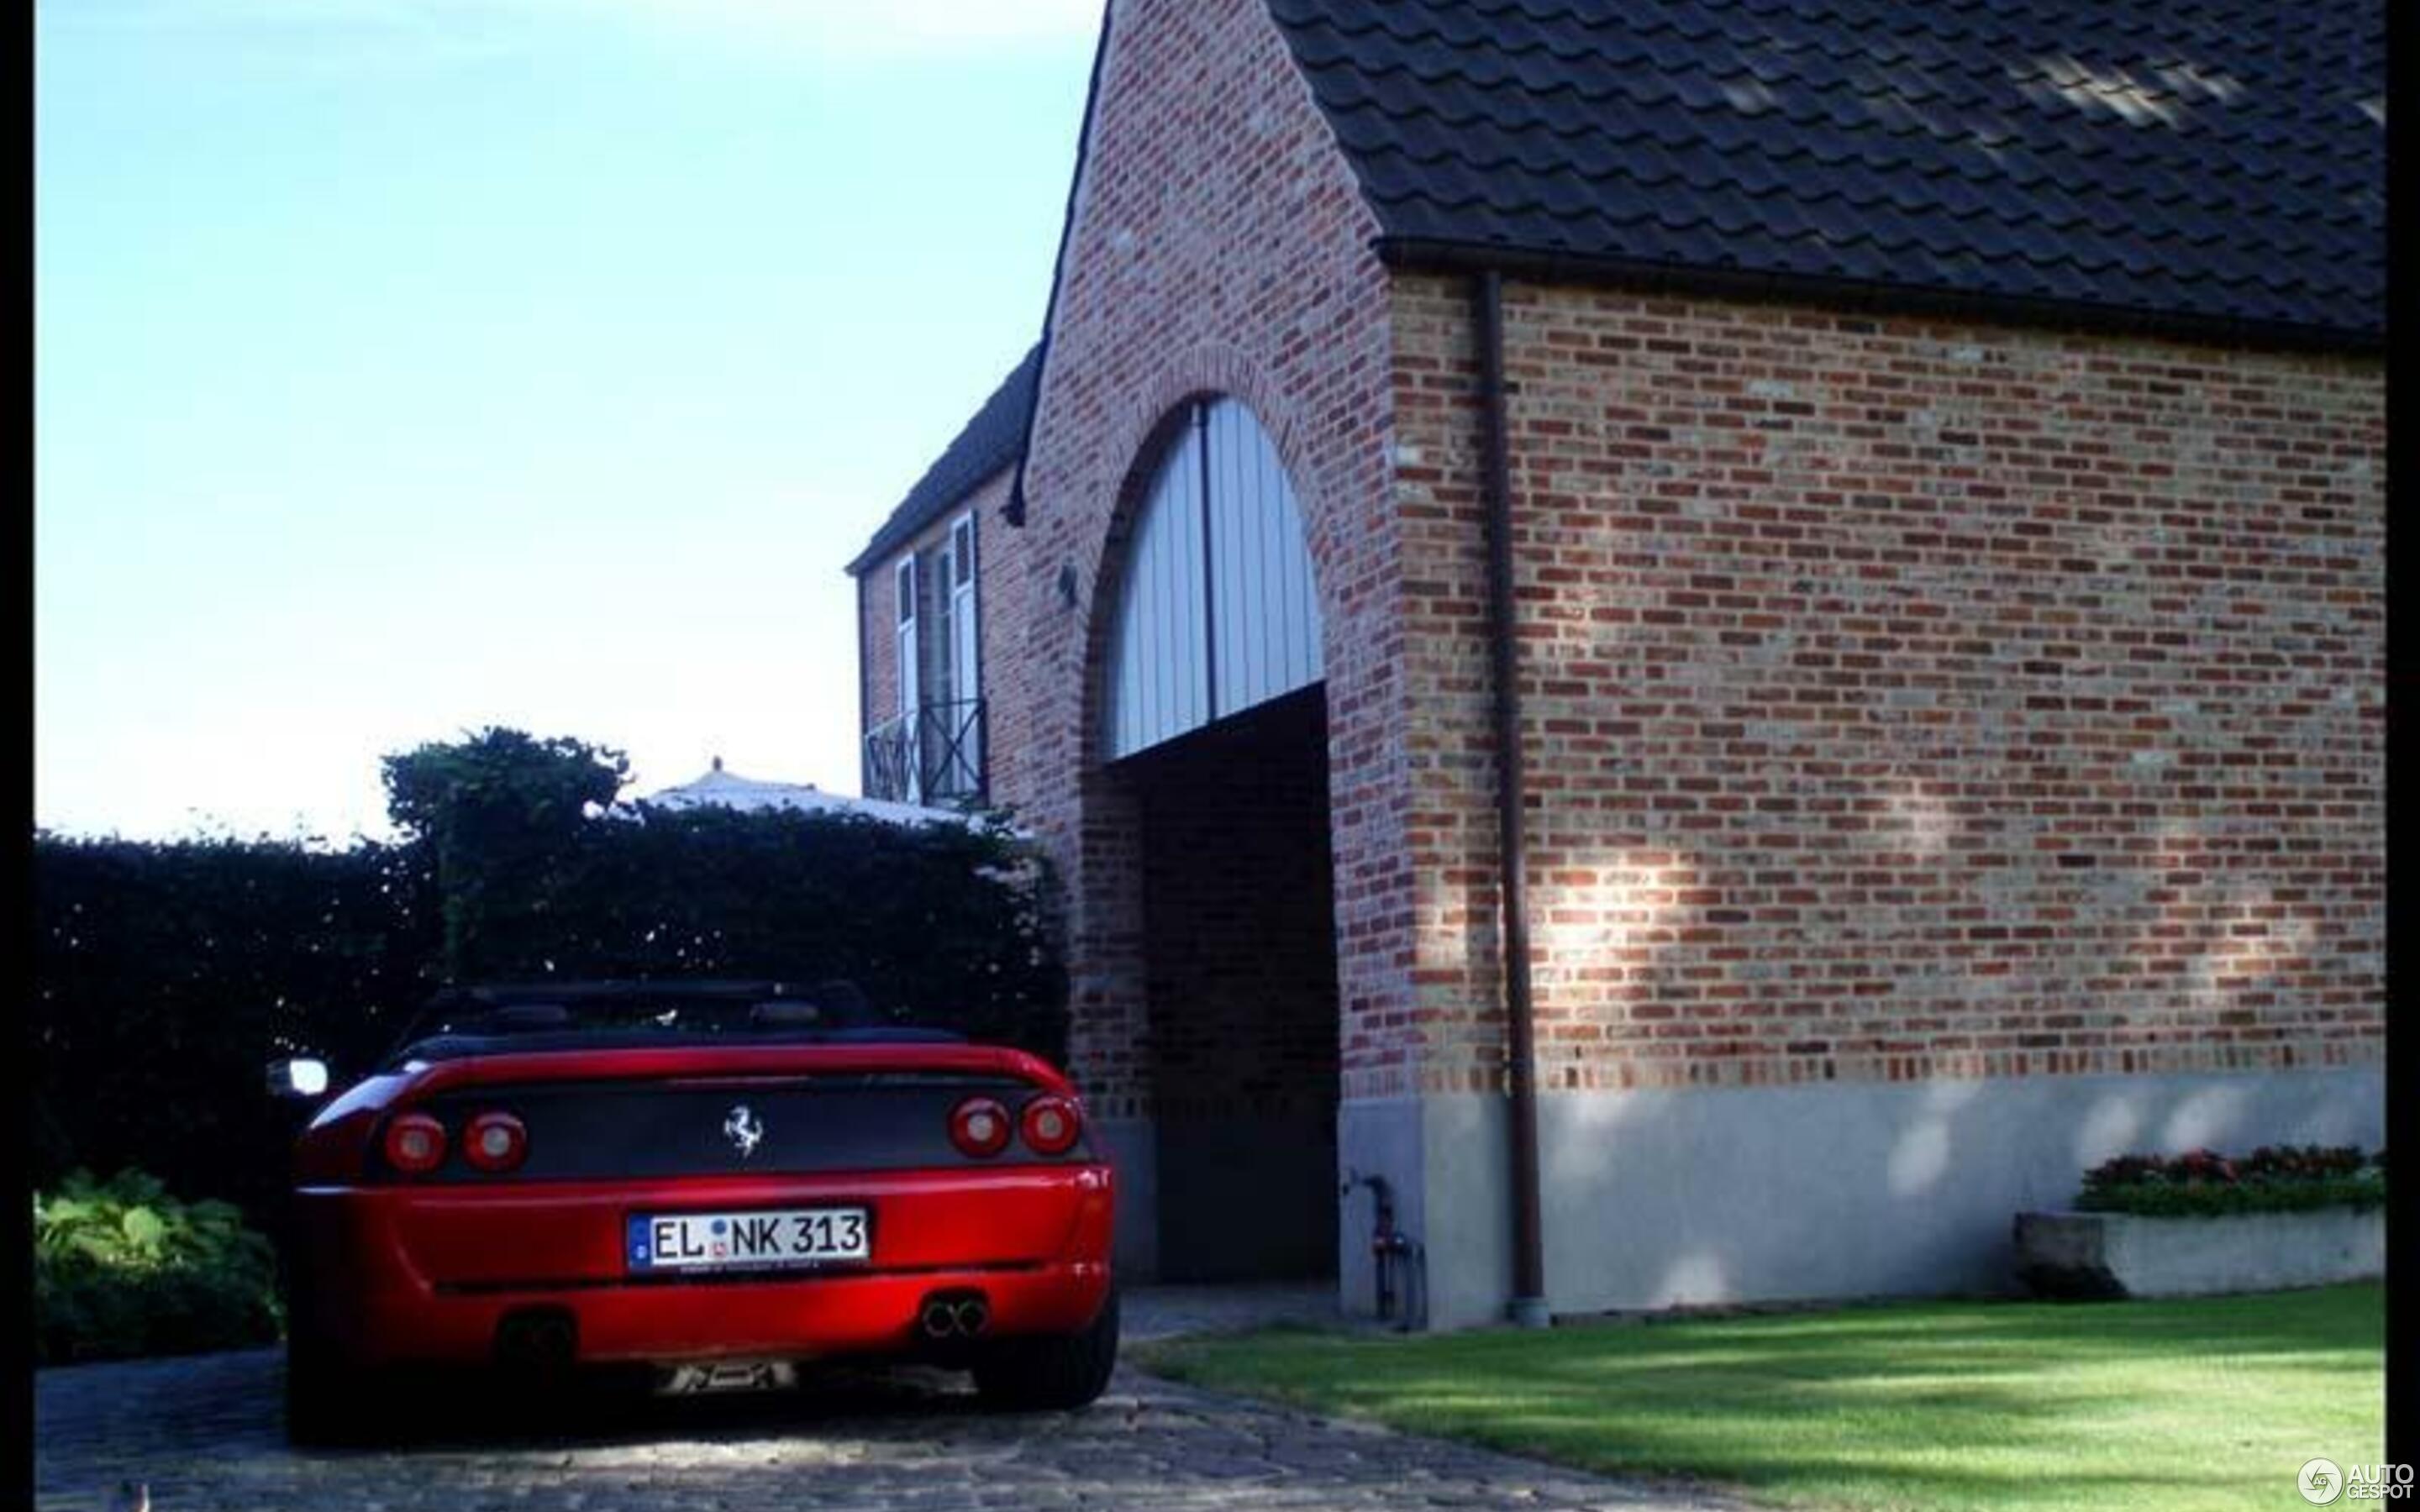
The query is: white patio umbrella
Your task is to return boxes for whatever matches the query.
[636,758,989,830]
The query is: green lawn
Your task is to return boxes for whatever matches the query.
[1132,1284,2385,1512]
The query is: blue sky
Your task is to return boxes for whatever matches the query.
[35,0,1098,843]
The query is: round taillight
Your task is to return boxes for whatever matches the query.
[949,1096,1012,1158]
[383,1112,448,1175]
[462,1112,528,1173]
[1020,1095,1081,1156]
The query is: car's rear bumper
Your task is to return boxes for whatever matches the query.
[291,1165,1113,1367]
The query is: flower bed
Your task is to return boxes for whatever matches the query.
[2075,1145,2386,1217]
[2016,1146,2386,1299]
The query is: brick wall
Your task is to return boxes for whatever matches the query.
[859,551,898,757]
[1391,274,2387,1095]
[1009,0,1405,1115]
[893,0,2384,1127]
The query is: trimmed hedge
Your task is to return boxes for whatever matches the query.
[548,802,1069,1060]
[2075,1145,2387,1217]
[372,730,1068,1057]
[32,834,438,1231]
[32,729,1070,1237]
[34,1169,282,1365]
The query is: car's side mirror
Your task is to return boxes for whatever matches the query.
[267,1057,331,1100]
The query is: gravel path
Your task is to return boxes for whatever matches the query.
[34,1288,1747,1512]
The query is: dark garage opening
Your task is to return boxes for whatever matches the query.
[1117,683,1339,1283]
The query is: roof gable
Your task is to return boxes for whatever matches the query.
[849,344,1042,576]
[1265,0,2384,344]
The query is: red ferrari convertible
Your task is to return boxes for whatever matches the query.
[271,980,1116,1442]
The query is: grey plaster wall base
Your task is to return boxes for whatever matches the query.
[1335,1098,1417,1324]
[2014,1208,2384,1299]
[1089,1116,1160,1281]
[1338,1095,1512,1330]
[1342,1066,2381,1329]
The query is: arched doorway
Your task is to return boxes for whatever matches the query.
[1097,396,1339,1282]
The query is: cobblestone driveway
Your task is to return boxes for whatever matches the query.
[35,1289,1744,1512]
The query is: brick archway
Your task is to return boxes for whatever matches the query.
[1061,362,1344,1283]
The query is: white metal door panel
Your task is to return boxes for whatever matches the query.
[1207,396,1321,716]
[1102,398,1321,762]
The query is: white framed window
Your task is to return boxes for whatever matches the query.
[894,554,920,801]
[944,512,981,791]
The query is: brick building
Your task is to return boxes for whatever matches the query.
[849,0,2385,1326]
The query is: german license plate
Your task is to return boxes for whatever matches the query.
[627,1208,869,1273]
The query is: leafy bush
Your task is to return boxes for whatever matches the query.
[34,1169,281,1365]
[2075,1145,2387,1217]
[381,728,629,983]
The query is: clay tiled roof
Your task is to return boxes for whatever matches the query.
[1267,0,2385,343]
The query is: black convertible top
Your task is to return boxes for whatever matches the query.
[382,979,965,1068]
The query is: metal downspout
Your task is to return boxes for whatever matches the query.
[1475,269,1551,1329]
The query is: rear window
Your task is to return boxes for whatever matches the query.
[381,980,963,1067]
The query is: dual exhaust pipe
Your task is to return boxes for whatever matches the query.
[501,1294,989,1368]
[916,1291,991,1341]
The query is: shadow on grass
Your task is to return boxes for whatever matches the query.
[1136,1284,2386,1512]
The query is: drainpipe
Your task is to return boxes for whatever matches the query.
[1475,269,1551,1330]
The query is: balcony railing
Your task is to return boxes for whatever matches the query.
[864,698,986,806]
